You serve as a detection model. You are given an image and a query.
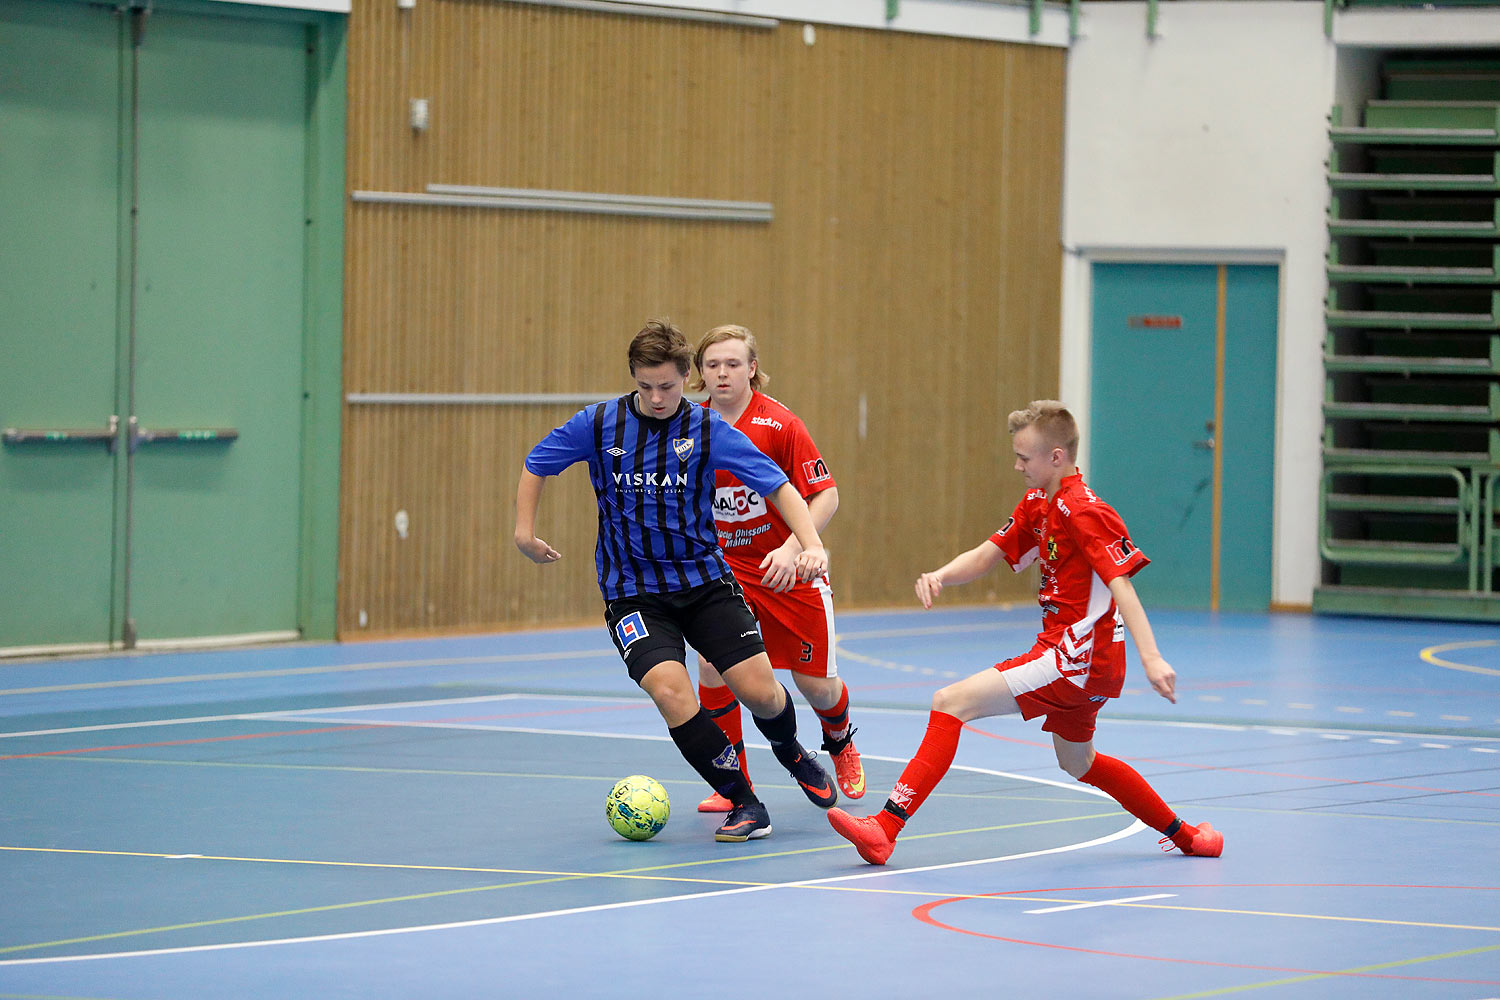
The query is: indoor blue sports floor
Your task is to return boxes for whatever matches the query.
[1,606,1497,999]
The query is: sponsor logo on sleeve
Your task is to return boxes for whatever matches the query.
[614,611,650,650]
[996,515,1016,536]
[1105,536,1138,565]
[802,457,831,484]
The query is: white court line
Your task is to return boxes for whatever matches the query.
[1025,892,1176,914]
[0,744,1143,967]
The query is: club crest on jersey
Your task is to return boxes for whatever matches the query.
[615,611,649,650]
[1106,536,1137,565]
[672,438,694,461]
[1047,535,1058,561]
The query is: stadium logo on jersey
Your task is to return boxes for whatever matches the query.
[615,612,650,650]
[1105,536,1137,565]
[672,438,694,461]
[1047,535,1058,561]
[713,485,767,523]
[606,447,626,457]
[802,458,831,484]
[751,415,784,431]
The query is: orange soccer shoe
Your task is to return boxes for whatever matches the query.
[1159,822,1224,858]
[827,807,894,865]
[823,732,866,800]
[697,792,734,813]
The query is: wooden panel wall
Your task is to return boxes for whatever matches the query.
[341,2,1064,635]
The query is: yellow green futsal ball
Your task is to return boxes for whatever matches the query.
[605,774,671,841]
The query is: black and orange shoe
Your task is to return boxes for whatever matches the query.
[776,745,838,809]
[715,802,772,842]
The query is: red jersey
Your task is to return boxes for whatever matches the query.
[708,392,835,581]
[988,472,1149,698]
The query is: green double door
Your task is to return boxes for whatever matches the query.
[0,1,326,651]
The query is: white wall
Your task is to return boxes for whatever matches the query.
[1062,1,1335,608]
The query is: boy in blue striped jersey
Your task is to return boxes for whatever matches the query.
[515,319,838,842]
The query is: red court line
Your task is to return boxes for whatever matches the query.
[0,724,385,761]
[912,884,1500,983]
[961,723,1500,798]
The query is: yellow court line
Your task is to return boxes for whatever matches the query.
[1420,640,1500,677]
[1148,942,1500,999]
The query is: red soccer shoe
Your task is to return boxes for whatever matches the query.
[827,807,895,865]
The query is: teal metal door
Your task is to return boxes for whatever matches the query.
[0,2,122,649]
[0,1,326,650]
[1089,262,1277,612]
[129,11,307,640]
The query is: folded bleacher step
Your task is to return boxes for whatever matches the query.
[1364,100,1500,131]
[1330,126,1500,146]
[1321,539,1465,564]
[1323,400,1495,422]
[1323,446,1494,465]
[1324,308,1497,329]
[1327,217,1500,237]
[1324,492,1461,513]
[1323,353,1498,375]
[1328,170,1500,191]
[1326,264,1499,284]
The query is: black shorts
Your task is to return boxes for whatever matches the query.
[604,576,767,684]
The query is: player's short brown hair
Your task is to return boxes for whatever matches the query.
[628,319,692,376]
[1007,400,1079,461]
[690,324,768,392]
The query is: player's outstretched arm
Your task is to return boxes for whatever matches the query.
[514,469,562,565]
[766,481,827,583]
[1108,575,1175,703]
[915,539,1006,609]
[760,487,839,592]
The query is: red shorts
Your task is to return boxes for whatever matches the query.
[995,643,1107,744]
[739,575,836,678]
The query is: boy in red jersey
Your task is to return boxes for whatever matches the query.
[827,400,1222,864]
[689,325,866,810]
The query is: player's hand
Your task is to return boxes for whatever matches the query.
[515,534,561,565]
[759,544,800,593]
[915,571,944,609]
[1143,653,1176,704]
[794,545,828,583]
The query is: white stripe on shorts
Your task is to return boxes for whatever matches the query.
[999,645,1083,698]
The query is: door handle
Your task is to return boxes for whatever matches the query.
[1193,418,1216,451]
[127,415,239,452]
[2,415,121,452]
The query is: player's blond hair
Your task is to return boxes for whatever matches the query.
[690,324,768,392]
[1007,400,1079,461]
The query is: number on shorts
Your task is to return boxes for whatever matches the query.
[800,641,813,663]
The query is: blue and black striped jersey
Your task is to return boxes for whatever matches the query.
[525,393,790,601]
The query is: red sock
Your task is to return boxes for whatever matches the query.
[699,682,749,781]
[878,711,964,839]
[814,681,852,742]
[1079,753,1197,847]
